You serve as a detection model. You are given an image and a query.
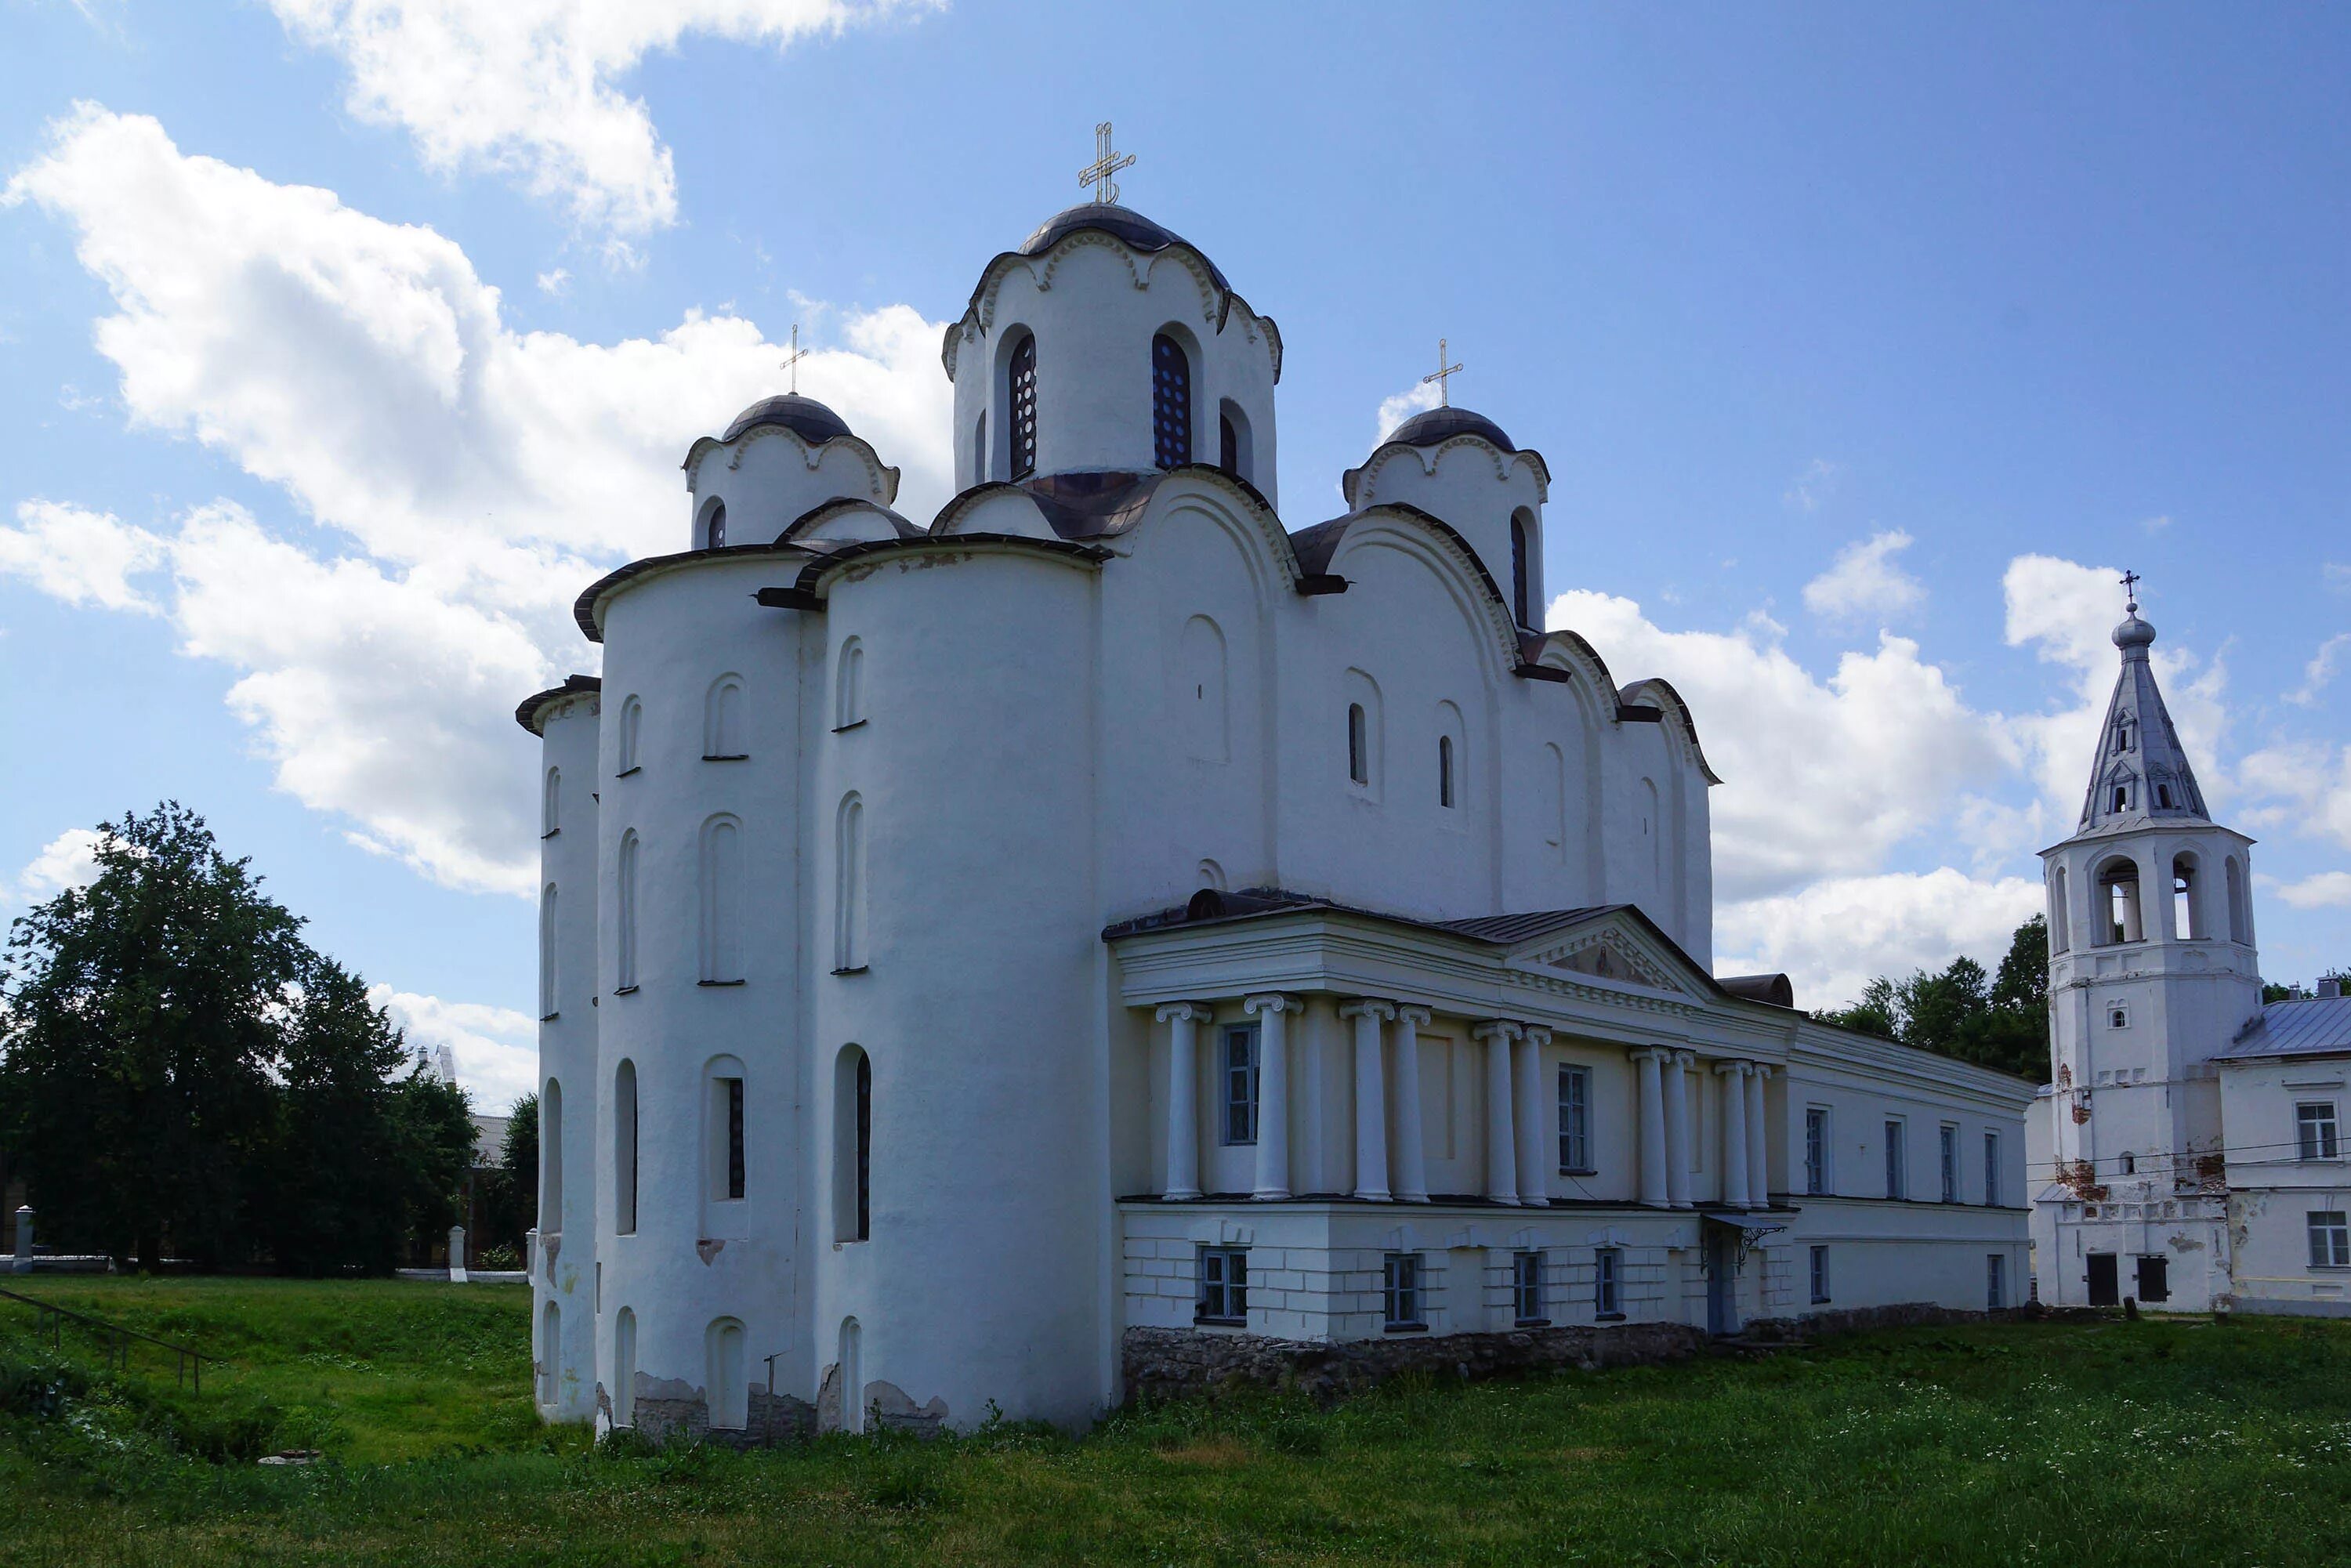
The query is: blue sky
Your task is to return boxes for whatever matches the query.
[2,2,2346,1109]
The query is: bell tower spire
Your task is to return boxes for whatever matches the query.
[2075,577,2208,832]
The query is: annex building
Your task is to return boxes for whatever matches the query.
[517,184,2034,1439]
[2028,596,2351,1315]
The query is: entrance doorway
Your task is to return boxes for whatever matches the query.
[2135,1255,2169,1305]
[2087,1251,2119,1306]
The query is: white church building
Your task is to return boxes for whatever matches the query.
[2027,596,2351,1316]
[518,190,2035,1439]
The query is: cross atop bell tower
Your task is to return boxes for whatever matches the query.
[1078,122,1135,205]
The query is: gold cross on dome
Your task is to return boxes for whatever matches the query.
[1422,338,1463,407]
[777,323,810,395]
[1078,121,1135,205]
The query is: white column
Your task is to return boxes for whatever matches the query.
[1515,1026,1551,1207]
[1391,1006,1431,1203]
[1716,1061,1751,1208]
[1475,1021,1522,1205]
[1155,1001,1212,1200]
[1341,1001,1396,1200]
[1244,994,1297,1200]
[1664,1050,1694,1210]
[1632,1048,1669,1208]
[1746,1064,1771,1208]
[12,1207,31,1274]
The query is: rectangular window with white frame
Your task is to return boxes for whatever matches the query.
[1940,1123,1959,1203]
[1383,1252,1425,1331]
[1983,1131,2001,1207]
[1221,1024,1259,1146]
[1557,1065,1592,1173]
[1196,1245,1248,1325]
[1987,1253,2007,1309]
[2298,1102,2341,1162]
[1809,1244,1831,1304]
[1804,1106,1829,1196]
[1594,1247,1622,1319]
[1512,1250,1546,1325]
[2310,1211,2351,1269]
[1884,1117,1907,1200]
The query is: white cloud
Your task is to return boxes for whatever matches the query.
[370,984,537,1112]
[2324,563,2350,592]
[1549,589,2009,901]
[5,106,951,893]
[2287,632,2351,708]
[2273,871,2351,911]
[2140,513,2173,534]
[1784,458,1841,512]
[0,500,165,612]
[1716,870,2043,1016]
[1373,379,1441,446]
[1801,530,1923,625]
[2239,741,2351,854]
[16,827,108,899]
[535,266,571,295]
[269,0,926,239]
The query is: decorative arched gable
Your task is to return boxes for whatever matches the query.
[1341,434,1552,509]
[682,422,901,505]
[1618,676,1722,786]
[943,232,1281,382]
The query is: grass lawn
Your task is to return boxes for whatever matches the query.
[2,1279,2348,1566]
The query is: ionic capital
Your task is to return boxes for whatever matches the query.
[1339,998,1400,1021]
[1713,1058,1755,1079]
[1243,993,1302,1017]
[1154,1001,1217,1024]
[1473,1019,1525,1043]
[1394,1005,1434,1027]
[1520,1025,1554,1048]
[1628,1044,1675,1066]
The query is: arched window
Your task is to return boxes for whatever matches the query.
[1436,702,1465,813]
[699,817,741,984]
[834,795,866,972]
[705,1058,747,1205]
[1218,399,1252,483]
[1008,334,1037,480]
[1348,704,1368,787]
[704,675,745,759]
[538,884,559,1017]
[1511,514,1531,629]
[1343,670,1382,797]
[2097,856,2143,945]
[2050,867,2070,953]
[1643,777,1662,887]
[542,767,560,836]
[1439,735,1457,809]
[2226,857,2248,943]
[613,1307,637,1428]
[702,498,728,551]
[539,1301,560,1406]
[707,1319,748,1430]
[618,696,643,774]
[2172,854,2200,940]
[835,1045,871,1243]
[1179,615,1227,762]
[972,412,987,485]
[1220,413,1239,474]
[834,637,864,730]
[2116,714,2135,753]
[616,831,640,990]
[1541,742,1567,859]
[1152,333,1192,468]
[541,1078,564,1235]
[614,1059,639,1235]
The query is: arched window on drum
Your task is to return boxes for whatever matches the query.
[1152,333,1193,468]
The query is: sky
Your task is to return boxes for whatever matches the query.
[2,1,2346,1112]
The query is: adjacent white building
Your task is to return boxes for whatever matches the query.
[520,199,2034,1439]
[2027,599,2351,1315]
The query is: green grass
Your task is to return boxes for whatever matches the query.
[1,1280,2347,1566]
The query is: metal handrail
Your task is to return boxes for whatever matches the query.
[0,1284,219,1392]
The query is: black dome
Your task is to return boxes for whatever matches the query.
[1386,406,1516,453]
[719,393,853,447]
[1017,203,1230,292]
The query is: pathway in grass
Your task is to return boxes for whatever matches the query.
[2,1280,2346,1566]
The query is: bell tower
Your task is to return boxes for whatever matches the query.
[2033,580,2259,1309]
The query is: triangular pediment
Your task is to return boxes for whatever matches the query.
[1511,914,1697,997]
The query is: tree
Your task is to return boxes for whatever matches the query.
[480,1091,538,1252]
[0,803,477,1272]
[1813,914,2051,1083]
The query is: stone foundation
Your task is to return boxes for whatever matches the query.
[1123,1320,1708,1403]
[596,1378,816,1449]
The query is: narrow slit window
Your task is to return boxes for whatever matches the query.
[1222,1024,1259,1146]
[1809,1244,1831,1303]
[1152,333,1192,468]
[615,1060,639,1235]
[1438,734,1456,809]
[1219,412,1238,475]
[1557,1064,1590,1171]
[1347,703,1368,787]
[1009,335,1037,480]
[1510,514,1531,628]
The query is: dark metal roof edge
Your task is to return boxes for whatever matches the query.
[514,674,602,736]
[958,208,1234,331]
[572,541,818,643]
[791,531,1114,599]
[1617,676,1722,785]
[782,494,922,542]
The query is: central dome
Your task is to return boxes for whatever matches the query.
[1017,203,1230,292]
[1384,405,1517,453]
[720,393,853,448]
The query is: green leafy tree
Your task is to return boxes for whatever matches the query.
[1813,914,2050,1082]
[0,803,478,1272]
[480,1092,538,1251]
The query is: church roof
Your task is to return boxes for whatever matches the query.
[2070,606,2212,836]
[1385,406,1517,453]
[513,674,600,735]
[1016,203,1230,292]
[718,393,854,447]
[2217,994,2351,1062]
